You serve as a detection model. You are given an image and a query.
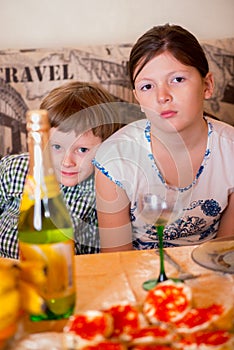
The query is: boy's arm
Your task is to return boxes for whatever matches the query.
[217,192,234,237]
[95,168,133,252]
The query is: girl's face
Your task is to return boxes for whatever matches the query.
[49,128,101,187]
[133,51,214,133]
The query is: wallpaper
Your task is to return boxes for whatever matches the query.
[0,38,233,156]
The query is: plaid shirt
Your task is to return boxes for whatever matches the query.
[0,153,100,259]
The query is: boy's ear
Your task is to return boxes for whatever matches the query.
[204,72,214,99]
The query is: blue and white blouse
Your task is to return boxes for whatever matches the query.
[94,117,234,249]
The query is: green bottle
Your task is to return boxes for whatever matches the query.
[18,110,76,321]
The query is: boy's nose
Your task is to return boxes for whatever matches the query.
[62,152,76,167]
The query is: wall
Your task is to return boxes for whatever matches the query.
[1,0,234,50]
[0,0,233,156]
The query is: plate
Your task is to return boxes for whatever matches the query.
[192,236,234,273]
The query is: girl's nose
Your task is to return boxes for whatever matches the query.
[157,86,172,104]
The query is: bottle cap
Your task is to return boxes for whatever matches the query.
[26,110,51,132]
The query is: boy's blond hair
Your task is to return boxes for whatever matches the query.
[40,81,124,140]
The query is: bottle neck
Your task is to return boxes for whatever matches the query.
[28,128,50,175]
[27,128,60,197]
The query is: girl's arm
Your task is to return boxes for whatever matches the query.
[95,168,133,252]
[217,192,234,237]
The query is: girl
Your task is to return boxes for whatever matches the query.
[94,24,234,252]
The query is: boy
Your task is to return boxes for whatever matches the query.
[0,81,124,258]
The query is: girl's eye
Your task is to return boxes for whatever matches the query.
[78,147,89,154]
[140,83,153,91]
[172,76,185,83]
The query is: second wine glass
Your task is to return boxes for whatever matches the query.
[138,187,183,290]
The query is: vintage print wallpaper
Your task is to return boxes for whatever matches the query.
[0,38,233,156]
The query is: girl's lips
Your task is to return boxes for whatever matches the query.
[160,110,177,119]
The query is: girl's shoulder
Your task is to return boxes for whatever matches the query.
[208,118,234,141]
[94,119,148,171]
[102,118,147,143]
[96,119,147,157]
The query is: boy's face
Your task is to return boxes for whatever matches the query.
[49,128,102,187]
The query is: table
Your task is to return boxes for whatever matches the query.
[74,246,234,312]
[75,246,198,311]
[6,246,234,348]
[20,245,215,334]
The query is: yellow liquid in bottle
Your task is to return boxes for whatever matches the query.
[19,194,76,321]
[18,111,76,322]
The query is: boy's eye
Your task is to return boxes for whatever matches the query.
[51,144,61,151]
[78,147,89,154]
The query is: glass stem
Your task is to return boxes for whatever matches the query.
[157,225,168,283]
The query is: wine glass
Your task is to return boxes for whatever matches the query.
[138,186,183,291]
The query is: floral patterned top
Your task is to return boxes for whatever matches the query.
[93,117,234,249]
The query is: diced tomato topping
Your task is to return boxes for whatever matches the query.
[68,312,111,340]
[130,325,170,339]
[195,329,231,346]
[144,281,191,322]
[105,304,139,336]
[175,304,224,329]
[83,341,125,350]
[131,345,174,350]
[179,329,231,346]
